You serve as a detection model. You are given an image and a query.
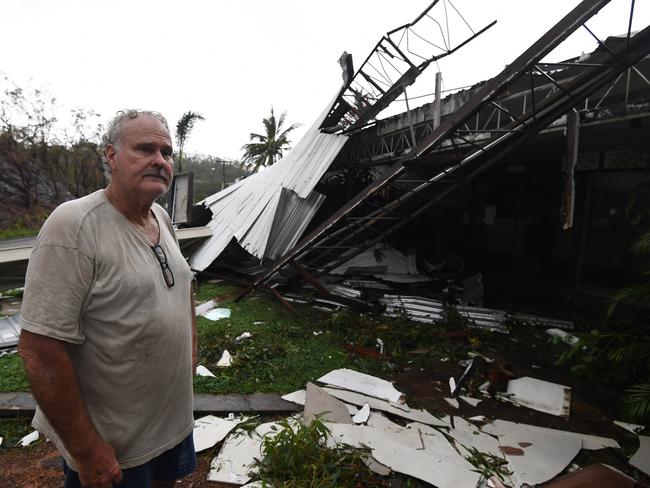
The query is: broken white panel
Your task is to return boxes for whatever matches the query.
[467,351,495,363]
[364,457,392,476]
[375,273,432,283]
[546,328,580,346]
[327,422,423,451]
[468,415,487,423]
[18,430,39,447]
[195,365,216,377]
[352,403,370,424]
[506,377,571,418]
[407,421,488,481]
[331,243,415,276]
[240,482,263,488]
[195,299,217,316]
[439,416,503,459]
[235,332,252,342]
[204,308,231,321]
[207,421,281,485]
[629,435,650,477]
[327,423,425,477]
[0,436,3,447]
[281,389,307,405]
[459,395,482,407]
[303,382,353,426]
[500,423,582,487]
[281,389,358,415]
[217,350,233,367]
[482,419,620,450]
[334,419,476,485]
[372,439,482,488]
[449,377,457,395]
[317,368,404,403]
[444,397,460,409]
[366,412,422,447]
[193,415,250,453]
[321,387,445,426]
[614,420,645,434]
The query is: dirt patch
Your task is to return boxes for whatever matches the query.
[0,442,234,488]
[0,442,64,488]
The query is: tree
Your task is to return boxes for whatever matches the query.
[0,76,104,220]
[241,107,300,173]
[175,111,205,172]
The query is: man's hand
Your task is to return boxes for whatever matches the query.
[18,331,121,488]
[76,440,123,488]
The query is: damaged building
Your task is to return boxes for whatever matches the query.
[188,0,650,316]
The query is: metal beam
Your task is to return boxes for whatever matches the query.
[248,0,618,293]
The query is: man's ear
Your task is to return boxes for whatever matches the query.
[105,144,118,171]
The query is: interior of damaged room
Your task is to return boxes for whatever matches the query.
[1,0,650,486]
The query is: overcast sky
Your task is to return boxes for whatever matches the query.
[1,0,647,160]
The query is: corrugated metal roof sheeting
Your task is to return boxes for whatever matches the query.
[331,243,418,276]
[0,314,20,349]
[190,93,348,271]
[264,189,326,260]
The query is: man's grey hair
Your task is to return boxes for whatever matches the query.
[100,109,171,179]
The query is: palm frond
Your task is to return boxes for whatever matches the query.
[240,107,300,172]
[631,231,650,255]
[175,111,205,147]
[623,383,650,422]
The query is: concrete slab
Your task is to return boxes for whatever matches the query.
[0,392,301,416]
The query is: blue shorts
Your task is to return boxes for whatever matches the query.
[63,433,196,488]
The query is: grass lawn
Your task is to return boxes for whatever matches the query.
[0,281,467,396]
[0,227,39,241]
[194,282,393,395]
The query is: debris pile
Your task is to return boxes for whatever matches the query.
[192,368,648,487]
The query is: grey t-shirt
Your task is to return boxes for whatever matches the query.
[20,189,194,469]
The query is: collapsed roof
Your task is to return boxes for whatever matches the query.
[190,1,494,272]
[190,96,348,271]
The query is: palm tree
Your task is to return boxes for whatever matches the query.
[241,108,300,173]
[175,111,205,172]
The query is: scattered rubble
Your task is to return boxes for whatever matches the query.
[207,420,282,484]
[546,328,580,346]
[17,430,38,447]
[193,414,250,453]
[195,299,217,316]
[0,314,20,352]
[614,420,645,434]
[216,350,233,368]
[235,332,252,342]
[195,365,216,377]
[317,368,404,404]
[202,367,641,487]
[203,308,231,321]
[630,436,650,478]
[504,377,572,418]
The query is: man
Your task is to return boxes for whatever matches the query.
[19,110,197,488]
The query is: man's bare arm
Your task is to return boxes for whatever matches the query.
[190,284,198,374]
[19,330,122,488]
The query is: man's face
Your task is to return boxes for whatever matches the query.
[106,115,174,200]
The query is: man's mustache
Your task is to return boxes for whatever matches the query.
[144,170,169,182]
